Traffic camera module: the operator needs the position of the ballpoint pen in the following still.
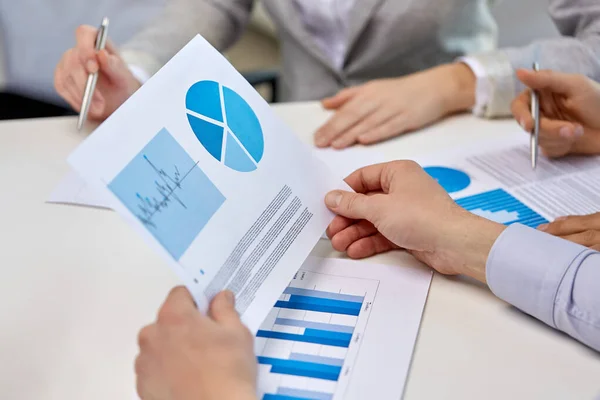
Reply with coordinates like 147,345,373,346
77,17,110,131
530,62,540,169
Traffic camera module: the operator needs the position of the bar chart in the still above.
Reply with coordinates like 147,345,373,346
455,188,548,228
256,270,378,400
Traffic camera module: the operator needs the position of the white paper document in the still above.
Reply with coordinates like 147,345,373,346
68,36,345,331
418,135,600,228
256,257,432,400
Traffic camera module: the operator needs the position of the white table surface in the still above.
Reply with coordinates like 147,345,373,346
1,103,599,400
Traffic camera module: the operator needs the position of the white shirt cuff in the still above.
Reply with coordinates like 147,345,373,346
458,57,491,118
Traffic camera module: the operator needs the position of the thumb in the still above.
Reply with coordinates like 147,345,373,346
321,87,357,110
325,190,374,220
208,290,241,325
516,69,575,96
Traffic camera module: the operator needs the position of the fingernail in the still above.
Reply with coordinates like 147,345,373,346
559,126,573,138
555,216,567,222
86,60,98,73
520,118,527,131
325,192,342,208
538,223,548,231
223,290,235,306
331,140,343,148
315,136,327,147
574,126,584,137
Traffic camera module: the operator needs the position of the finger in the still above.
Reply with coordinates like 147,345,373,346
511,90,534,132
97,49,129,85
65,75,85,110
54,61,80,110
561,230,600,248
346,233,398,259
591,245,600,252
75,25,101,73
314,96,379,147
537,118,583,157
137,324,158,350
356,114,411,145
321,87,359,110
157,286,197,322
541,213,600,236
325,190,376,221
330,220,378,252
516,69,578,96
326,215,357,239
208,290,241,326
332,110,396,149
343,161,409,194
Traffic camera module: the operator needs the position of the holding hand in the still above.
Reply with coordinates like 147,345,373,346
511,69,600,158
539,213,600,251
135,288,257,400
314,64,476,149
54,25,141,121
325,161,505,282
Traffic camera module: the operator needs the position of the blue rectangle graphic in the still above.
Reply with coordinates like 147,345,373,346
275,318,354,334
277,387,333,400
283,287,364,303
274,300,361,316
258,357,341,381
256,329,351,347
263,395,311,400
109,128,225,259
455,189,548,228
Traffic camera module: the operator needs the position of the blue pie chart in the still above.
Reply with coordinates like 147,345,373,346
185,80,264,172
424,166,471,193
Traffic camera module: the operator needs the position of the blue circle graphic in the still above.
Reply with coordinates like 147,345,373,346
185,80,264,172
424,166,471,193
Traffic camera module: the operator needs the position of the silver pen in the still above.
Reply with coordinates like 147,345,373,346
530,62,540,169
77,17,110,131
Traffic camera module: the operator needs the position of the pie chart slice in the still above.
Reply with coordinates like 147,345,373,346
185,80,264,172
424,166,471,193
187,114,224,161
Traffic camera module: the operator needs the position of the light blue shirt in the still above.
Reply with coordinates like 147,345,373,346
487,224,600,351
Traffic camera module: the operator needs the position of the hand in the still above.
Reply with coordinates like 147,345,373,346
511,69,600,158
54,25,141,121
538,213,600,251
135,288,257,400
324,161,505,282
314,64,476,149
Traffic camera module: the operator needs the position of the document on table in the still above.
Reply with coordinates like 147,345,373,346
256,256,432,400
67,35,346,332
418,134,600,227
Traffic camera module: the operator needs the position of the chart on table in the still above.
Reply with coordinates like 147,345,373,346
185,80,264,172
256,270,378,400
455,188,548,228
424,166,471,193
108,128,226,259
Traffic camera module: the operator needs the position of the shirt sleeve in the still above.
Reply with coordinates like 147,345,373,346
487,224,600,352
464,0,600,119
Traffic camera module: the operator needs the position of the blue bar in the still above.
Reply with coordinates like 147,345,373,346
304,328,352,342
256,330,351,347
288,295,362,312
284,287,364,303
258,356,341,381
263,395,310,400
289,352,345,367
275,300,361,316
277,387,333,400
275,318,355,334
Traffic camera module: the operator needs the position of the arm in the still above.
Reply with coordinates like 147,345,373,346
467,0,600,118
121,0,255,77
488,224,600,351
324,161,600,351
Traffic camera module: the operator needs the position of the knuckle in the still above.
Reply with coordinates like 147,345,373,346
137,325,155,347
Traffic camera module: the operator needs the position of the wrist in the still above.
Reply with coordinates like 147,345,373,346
436,210,506,283
437,63,476,115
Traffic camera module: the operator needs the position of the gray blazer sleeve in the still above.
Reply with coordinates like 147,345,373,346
469,0,600,118
487,224,600,352
120,0,254,77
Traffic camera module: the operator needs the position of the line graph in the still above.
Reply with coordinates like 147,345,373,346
109,128,226,259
